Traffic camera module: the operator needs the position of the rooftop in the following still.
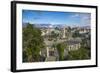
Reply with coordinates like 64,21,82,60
66,38,81,45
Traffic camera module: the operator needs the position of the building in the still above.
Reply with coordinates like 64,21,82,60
79,28,90,34
66,39,81,51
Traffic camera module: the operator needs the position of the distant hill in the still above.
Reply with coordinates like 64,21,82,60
22,23,66,28
22,23,90,29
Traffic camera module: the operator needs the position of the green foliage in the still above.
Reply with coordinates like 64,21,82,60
51,31,59,39
55,27,60,30
67,26,71,32
81,34,91,49
23,23,45,62
67,32,91,60
67,48,90,60
56,43,66,60
72,30,80,38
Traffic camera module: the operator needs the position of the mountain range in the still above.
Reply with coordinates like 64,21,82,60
22,23,90,29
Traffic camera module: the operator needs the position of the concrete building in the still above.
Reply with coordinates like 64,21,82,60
67,40,81,51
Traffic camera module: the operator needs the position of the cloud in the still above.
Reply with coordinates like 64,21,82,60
70,13,91,26
70,14,80,18
80,14,91,26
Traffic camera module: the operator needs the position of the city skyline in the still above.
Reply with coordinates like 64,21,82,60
22,10,91,27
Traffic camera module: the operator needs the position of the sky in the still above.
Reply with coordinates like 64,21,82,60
22,10,91,27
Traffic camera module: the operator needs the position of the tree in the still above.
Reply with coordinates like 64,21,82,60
72,30,80,38
67,48,90,60
80,33,91,58
51,31,59,39
23,23,45,62
67,26,71,32
56,43,66,60
81,33,91,49
55,27,60,31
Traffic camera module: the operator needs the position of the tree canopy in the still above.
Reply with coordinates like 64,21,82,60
23,23,45,62
56,43,66,60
